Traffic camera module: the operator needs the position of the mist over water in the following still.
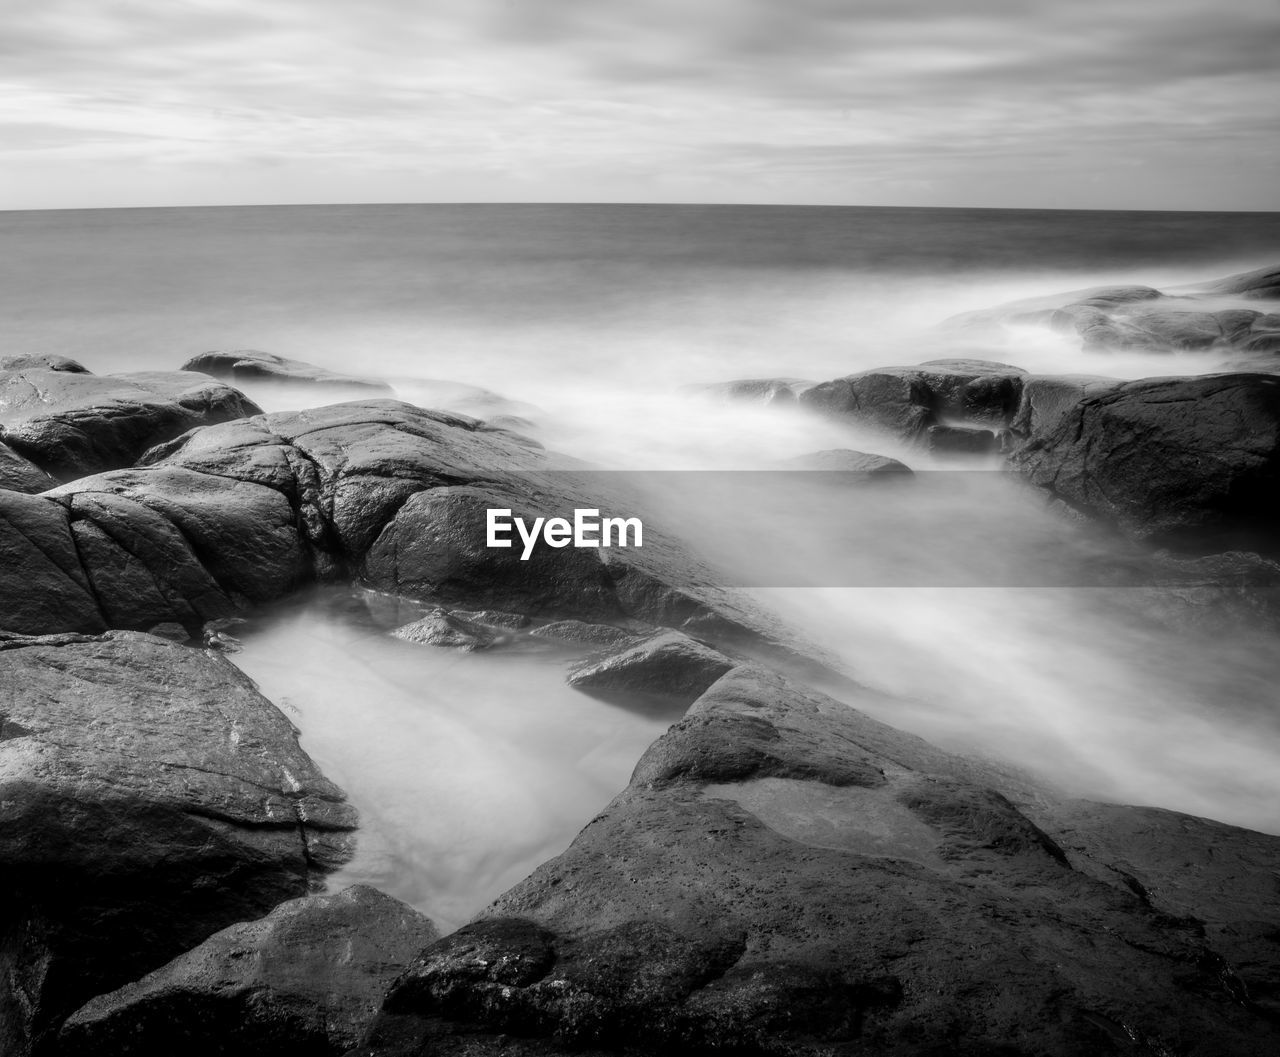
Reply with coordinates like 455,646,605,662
5,203,1279,919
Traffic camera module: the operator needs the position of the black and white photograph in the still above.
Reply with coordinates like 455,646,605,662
2,2,1279,1054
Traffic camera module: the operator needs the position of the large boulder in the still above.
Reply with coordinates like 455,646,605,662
59,886,437,1056
1008,373,1280,556
0,368,261,480
364,667,1278,1055
182,350,395,394
1,402,810,668
799,360,1026,441
1197,263,1280,300
0,631,357,1056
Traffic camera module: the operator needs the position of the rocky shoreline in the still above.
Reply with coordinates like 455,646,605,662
2,266,1279,1055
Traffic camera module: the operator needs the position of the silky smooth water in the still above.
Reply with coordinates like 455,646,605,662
5,204,1279,923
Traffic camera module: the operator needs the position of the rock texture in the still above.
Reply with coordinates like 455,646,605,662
361,666,1280,1056
1008,373,1280,556
60,886,436,1056
800,360,1026,442
1,401,804,665
0,440,54,493
0,354,89,373
183,350,395,394
566,631,736,708
0,367,261,480
0,631,357,1057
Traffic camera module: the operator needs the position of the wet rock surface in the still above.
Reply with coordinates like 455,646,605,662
779,448,912,475
566,630,736,708
0,631,357,1057
0,367,261,480
183,350,396,394
60,885,437,1057
799,359,1026,441
942,265,1280,358
1008,373,1280,557
1,401,807,666
0,440,54,493
359,667,1279,1056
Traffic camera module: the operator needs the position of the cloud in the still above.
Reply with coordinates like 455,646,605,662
0,0,1276,208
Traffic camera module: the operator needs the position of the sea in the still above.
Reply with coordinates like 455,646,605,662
4,203,1278,928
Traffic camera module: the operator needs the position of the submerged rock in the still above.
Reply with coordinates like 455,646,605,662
0,631,357,1057
0,367,261,480
1008,373,1280,557
527,619,638,649
364,666,1278,1056
183,350,395,394
60,885,436,1057
685,377,815,406
779,448,912,475
566,630,735,708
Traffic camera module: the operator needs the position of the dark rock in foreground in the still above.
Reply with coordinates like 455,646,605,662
1009,373,1280,556
362,666,1278,1056
0,367,261,480
799,359,1026,442
0,631,357,1057
60,885,437,1057
183,350,395,394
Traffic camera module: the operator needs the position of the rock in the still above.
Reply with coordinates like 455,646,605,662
566,631,735,708
527,619,638,649
182,350,394,394
0,440,55,493
450,609,531,630
1009,374,1122,438
1,401,819,671
779,449,912,475
0,354,90,373
685,378,815,406
1008,373,1280,556
947,266,1280,355
799,360,1026,441
59,886,437,1057
0,631,356,1056
925,424,998,457
392,608,506,651
1197,263,1280,300
366,666,1277,1055
0,368,261,480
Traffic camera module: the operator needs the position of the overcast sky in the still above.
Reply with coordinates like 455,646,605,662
2,0,1277,211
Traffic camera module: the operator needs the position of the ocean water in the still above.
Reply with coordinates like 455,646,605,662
6,204,1279,925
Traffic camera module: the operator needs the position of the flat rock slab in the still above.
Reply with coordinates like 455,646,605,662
0,367,261,480
183,350,395,394
61,885,437,1056
0,630,356,1056
365,666,1279,1055
779,448,913,475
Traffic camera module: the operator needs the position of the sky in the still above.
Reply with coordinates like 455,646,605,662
1,0,1278,211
